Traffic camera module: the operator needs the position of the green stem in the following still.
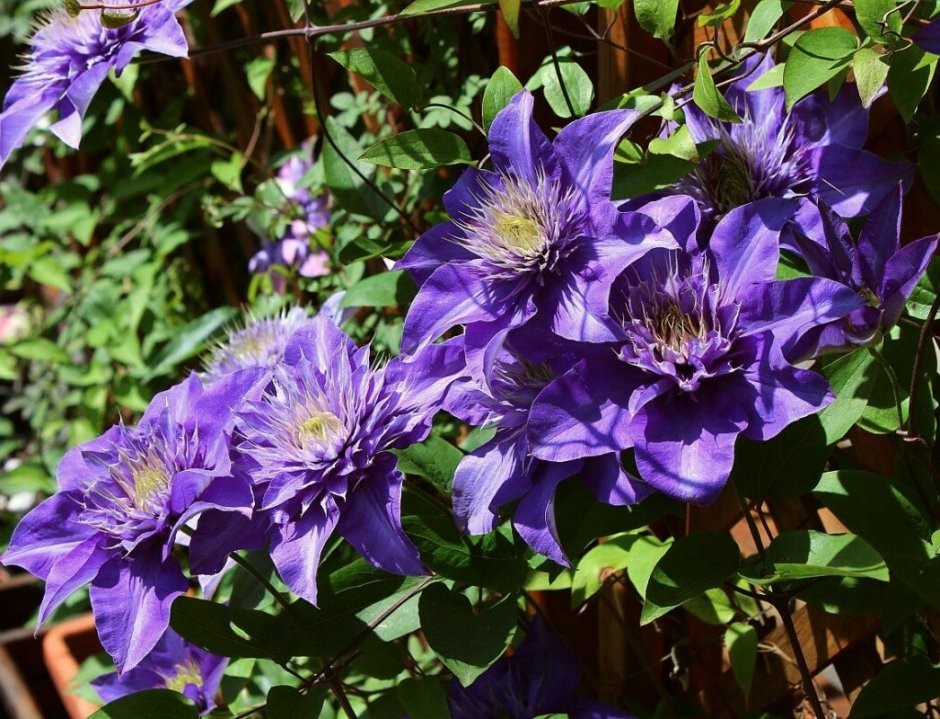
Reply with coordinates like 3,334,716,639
228,552,293,613
869,346,905,429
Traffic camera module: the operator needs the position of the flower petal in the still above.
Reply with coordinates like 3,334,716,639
514,460,581,567
580,453,650,507
710,198,798,296
631,389,748,504
553,109,638,204
400,263,519,356
453,435,531,535
811,144,912,218
528,359,637,462
269,501,340,605
488,90,556,183
1,491,91,580
339,465,425,577
90,551,189,672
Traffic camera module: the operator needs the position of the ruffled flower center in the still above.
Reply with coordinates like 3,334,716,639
455,171,583,280
676,113,810,218
298,411,345,447
616,260,742,392
164,659,204,693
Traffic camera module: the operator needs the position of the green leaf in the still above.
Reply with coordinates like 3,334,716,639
641,532,739,624
543,61,594,118
499,0,520,37
323,117,391,221
919,129,940,208
418,584,517,686
626,534,673,598
648,125,700,162
211,151,244,192
145,306,237,380
742,530,889,584
245,56,275,100
853,0,902,40
340,270,417,309
784,27,858,109
634,0,679,39
267,686,325,718
27,256,72,293
394,433,464,493
853,47,889,108
850,656,940,716
725,623,758,694
743,0,792,43
818,348,877,444
403,495,528,593
693,52,742,123
887,46,938,123
814,470,940,609
360,129,472,170
572,533,639,606
697,0,741,27
482,67,523,130
10,337,70,364
400,0,495,15
746,62,785,91
329,48,422,108
684,587,736,625
731,415,828,498
170,597,296,662
89,690,197,719
397,678,450,719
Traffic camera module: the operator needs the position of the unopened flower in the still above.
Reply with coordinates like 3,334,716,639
92,630,226,714
449,618,633,719
0,0,192,169
528,199,863,503
789,187,939,357
231,316,464,604
398,90,673,359
628,54,909,236
448,330,647,566
249,147,332,279
0,371,259,670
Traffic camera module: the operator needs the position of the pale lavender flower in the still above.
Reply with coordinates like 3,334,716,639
0,0,192,169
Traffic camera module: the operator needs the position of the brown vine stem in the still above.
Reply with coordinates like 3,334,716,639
732,485,827,719
134,0,586,65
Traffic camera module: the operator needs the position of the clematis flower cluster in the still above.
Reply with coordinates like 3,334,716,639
249,144,332,280
1,309,463,673
0,0,193,169
399,76,934,555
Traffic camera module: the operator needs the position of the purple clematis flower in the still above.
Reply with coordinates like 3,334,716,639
449,618,633,719
787,187,938,358
447,329,648,566
228,316,464,604
249,146,332,279
0,0,192,169
203,307,316,384
0,371,260,671
627,54,910,238
397,90,674,358
92,630,226,714
527,197,864,504
914,17,940,54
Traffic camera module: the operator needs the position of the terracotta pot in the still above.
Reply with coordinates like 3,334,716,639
42,615,101,719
